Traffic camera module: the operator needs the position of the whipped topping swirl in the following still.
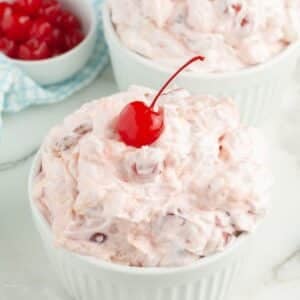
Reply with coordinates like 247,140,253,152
109,0,300,72
33,86,271,267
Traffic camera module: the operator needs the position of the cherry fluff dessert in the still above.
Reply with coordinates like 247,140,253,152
108,0,300,72
0,0,84,60
33,57,270,267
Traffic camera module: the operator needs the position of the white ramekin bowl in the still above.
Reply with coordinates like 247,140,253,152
102,4,300,125
7,0,97,85
29,153,251,300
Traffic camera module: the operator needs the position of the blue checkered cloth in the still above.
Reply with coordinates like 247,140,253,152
0,0,109,128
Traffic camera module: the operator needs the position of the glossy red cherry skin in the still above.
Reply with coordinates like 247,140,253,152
64,28,83,49
30,18,52,41
39,0,61,23
1,9,32,42
0,37,17,58
117,101,164,148
18,39,51,60
0,3,10,19
16,0,42,16
56,11,80,30
116,56,205,148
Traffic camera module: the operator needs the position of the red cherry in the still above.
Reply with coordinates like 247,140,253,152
1,9,32,42
64,29,84,50
18,39,51,60
231,4,242,13
41,0,59,7
0,2,11,19
49,27,64,49
26,37,40,48
30,18,65,50
59,11,81,30
18,43,33,60
16,0,42,16
116,56,205,148
52,47,63,56
40,1,61,23
0,37,17,58
241,17,249,27
30,18,53,42
32,40,51,59
118,101,164,148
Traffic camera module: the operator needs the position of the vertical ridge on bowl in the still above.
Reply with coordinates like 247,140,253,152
38,244,244,300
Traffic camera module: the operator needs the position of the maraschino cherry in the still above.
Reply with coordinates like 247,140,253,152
0,0,84,60
117,56,205,148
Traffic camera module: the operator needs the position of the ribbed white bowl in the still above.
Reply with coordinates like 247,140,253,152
29,153,250,300
102,4,300,125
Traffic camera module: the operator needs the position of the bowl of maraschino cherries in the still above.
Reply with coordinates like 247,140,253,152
0,0,96,84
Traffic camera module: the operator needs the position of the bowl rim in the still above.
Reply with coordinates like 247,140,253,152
102,3,300,80
7,0,97,65
29,150,250,276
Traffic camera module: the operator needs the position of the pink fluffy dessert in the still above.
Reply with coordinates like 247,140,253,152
33,86,270,267
109,0,300,72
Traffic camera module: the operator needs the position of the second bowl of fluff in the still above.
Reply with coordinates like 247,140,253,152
103,0,300,124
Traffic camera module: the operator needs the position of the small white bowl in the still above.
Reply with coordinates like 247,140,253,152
29,152,251,300
102,4,300,125
7,0,97,85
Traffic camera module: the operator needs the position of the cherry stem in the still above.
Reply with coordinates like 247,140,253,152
150,56,205,109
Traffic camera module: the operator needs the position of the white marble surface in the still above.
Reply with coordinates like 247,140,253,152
0,66,300,300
